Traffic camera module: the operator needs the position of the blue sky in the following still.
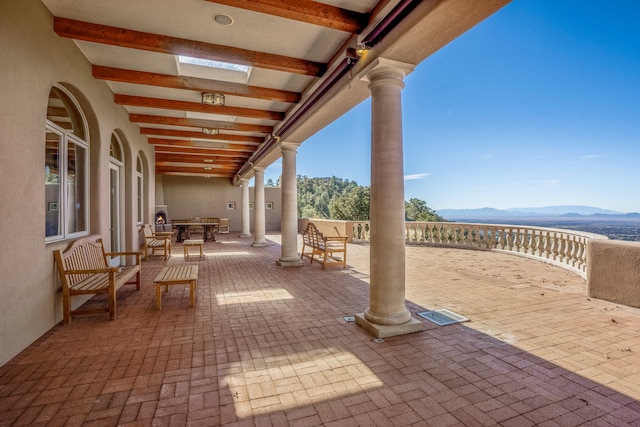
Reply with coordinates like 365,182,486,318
264,1,640,213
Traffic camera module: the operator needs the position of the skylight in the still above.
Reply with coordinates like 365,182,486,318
178,56,250,73
176,55,252,83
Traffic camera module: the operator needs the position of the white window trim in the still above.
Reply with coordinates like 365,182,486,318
45,122,89,243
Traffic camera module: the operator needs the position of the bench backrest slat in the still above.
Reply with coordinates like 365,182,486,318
54,235,109,287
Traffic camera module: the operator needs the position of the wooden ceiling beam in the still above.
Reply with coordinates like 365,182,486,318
156,154,246,164
152,144,254,157
157,171,235,178
147,138,256,152
140,128,264,144
156,165,236,175
129,114,273,134
93,65,301,103
156,146,251,161
205,0,369,33
115,94,284,121
54,17,324,76
157,163,238,171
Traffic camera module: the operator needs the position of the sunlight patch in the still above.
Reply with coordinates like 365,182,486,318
221,348,383,417
215,288,293,305
207,251,252,256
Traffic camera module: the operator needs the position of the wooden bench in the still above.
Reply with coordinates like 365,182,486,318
53,235,142,324
301,222,348,269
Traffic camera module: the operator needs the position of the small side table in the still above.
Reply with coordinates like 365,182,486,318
183,239,204,258
153,265,199,310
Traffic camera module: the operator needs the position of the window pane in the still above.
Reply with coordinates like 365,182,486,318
45,130,61,238
48,87,85,140
66,141,87,234
110,134,123,161
137,174,143,223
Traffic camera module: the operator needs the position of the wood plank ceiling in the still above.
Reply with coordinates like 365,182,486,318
41,0,511,181
41,0,382,180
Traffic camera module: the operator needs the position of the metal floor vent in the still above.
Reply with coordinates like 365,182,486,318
418,309,469,326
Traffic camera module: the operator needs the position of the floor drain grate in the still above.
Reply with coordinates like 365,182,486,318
417,309,469,326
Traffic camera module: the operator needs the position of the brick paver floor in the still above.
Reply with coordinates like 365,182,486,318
1,233,640,426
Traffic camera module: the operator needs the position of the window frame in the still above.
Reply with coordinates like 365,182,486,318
45,86,90,243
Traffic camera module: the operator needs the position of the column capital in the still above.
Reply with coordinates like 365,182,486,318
253,166,265,173
279,141,299,153
358,57,415,85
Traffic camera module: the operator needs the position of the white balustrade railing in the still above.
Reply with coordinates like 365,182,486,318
347,221,608,278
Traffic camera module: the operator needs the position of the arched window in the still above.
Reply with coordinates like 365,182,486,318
136,155,144,224
45,85,89,241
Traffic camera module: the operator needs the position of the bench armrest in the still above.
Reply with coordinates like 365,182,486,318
104,251,142,264
105,251,143,256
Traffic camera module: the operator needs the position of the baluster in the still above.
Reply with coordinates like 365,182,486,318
542,231,551,259
568,235,577,266
575,237,586,271
517,228,526,253
527,228,535,255
495,228,504,250
506,228,513,251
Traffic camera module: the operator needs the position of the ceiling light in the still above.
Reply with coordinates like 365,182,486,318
204,159,214,163
213,14,233,26
202,127,219,135
202,93,225,106
204,167,213,171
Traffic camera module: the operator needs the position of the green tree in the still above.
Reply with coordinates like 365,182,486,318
330,186,370,220
405,198,446,222
297,175,358,218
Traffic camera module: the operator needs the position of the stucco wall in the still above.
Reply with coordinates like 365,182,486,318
0,2,155,366
587,240,640,308
161,175,282,232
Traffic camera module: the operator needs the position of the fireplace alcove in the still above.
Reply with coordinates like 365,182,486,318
154,205,170,232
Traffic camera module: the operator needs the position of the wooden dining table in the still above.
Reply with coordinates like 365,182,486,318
173,222,219,242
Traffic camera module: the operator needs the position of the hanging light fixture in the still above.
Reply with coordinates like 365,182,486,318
202,127,219,135
202,92,225,106
356,42,370,57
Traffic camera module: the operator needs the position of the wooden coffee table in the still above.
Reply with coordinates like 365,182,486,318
183,239,204,258
153,265,198,310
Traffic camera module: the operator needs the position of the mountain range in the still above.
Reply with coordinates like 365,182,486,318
437,205,640,221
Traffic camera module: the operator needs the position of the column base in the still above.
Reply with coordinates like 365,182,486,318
276,258,304,268
355,313,424,339
252,241,268,247
240,233,252,237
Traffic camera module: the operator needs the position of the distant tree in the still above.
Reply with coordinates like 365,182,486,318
297,175,358,218
330,186,370,221
266,178,276,187
405,198,446,222
297,175,443,222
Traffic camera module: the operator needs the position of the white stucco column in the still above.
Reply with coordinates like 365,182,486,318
277,142,304,267
240,178,251,237
355,58,423,338
252,167,268,247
